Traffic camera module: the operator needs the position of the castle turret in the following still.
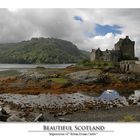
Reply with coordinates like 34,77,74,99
114,36,135,60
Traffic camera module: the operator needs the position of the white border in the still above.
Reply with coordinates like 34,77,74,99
0,122,139,140
0,0,139,8
0,0,140,140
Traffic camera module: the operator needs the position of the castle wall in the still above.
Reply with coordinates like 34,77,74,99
90,50,121,62
90,36,135,63
114,36,135,59
90,51,96,62
120,60,140,74
119,43,134,59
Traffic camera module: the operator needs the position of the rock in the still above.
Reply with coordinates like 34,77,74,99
7,114,25,122
66,70,100,84
95,74,110,84
0,107,9,121
34,113,45,122
54,111,67,117
58,118,71,122
0,112,9,122
0,107,8,115
128,90,140,105
41,112,56,121
20,72,46,82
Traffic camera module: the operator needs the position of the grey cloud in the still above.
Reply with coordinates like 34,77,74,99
0,8,140,57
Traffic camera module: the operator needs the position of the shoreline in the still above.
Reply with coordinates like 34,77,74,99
0,66,140,122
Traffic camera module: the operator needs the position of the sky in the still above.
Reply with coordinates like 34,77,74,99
0,8,140,57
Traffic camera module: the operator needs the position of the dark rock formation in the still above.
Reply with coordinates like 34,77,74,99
0,107,9,122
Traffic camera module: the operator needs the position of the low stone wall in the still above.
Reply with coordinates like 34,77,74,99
120,60,140,74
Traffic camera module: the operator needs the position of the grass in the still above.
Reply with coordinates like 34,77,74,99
49,77,69,84
0,70,21,77
119,115,136,122
77,60,117,69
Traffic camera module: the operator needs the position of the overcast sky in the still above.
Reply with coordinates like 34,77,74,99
0,8,140,57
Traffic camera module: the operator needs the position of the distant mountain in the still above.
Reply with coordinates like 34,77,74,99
0,37,89,64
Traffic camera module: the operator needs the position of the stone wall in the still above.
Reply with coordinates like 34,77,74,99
90,51,96,62
120,60,140,74
90,49,121,62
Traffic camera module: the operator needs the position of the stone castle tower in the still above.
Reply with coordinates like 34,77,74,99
90,36,135,62
114,36,135,59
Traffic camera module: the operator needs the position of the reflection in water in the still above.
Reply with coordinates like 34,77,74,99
98,90,120,101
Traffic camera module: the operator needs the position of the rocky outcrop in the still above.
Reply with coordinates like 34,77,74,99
66,70,101,84
20,72,46,82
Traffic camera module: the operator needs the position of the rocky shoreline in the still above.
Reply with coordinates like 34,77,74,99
0,89,140,122
0,66,140,122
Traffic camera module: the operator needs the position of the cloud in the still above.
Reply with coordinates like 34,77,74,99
0,8,140,57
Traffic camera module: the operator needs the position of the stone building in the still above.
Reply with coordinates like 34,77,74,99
115,36,135,59
120,60,140,74
90,36,135,62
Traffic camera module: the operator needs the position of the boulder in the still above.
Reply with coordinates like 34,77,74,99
0,107,9,115
7,114,25,122
95,74,110,84
0,112,9,122
128,90,140,105
66,70,101,84
0,107,9,122
20,72,46,82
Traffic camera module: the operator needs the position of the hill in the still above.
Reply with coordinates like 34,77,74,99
0,37,89,64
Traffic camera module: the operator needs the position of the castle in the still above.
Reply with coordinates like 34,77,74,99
90,36,135,62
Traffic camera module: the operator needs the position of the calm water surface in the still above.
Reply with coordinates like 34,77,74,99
0,64,73,71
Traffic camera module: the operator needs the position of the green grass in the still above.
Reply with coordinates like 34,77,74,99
0,70,21,77
49,77,69,84
119,115,136,122
77,60,117,69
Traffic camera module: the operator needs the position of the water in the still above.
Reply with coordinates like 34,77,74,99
0,64,73,71
98,90,120,101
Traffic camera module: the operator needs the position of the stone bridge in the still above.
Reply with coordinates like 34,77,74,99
120,60,140,74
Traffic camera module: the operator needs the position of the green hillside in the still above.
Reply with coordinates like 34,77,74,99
0,37,89,64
